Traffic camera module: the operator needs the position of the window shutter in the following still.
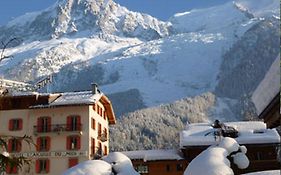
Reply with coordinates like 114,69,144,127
67,116,72,131
8,120,13,131
6,164,11,174
37,118,42,132
19,119,23,130
35,160,40,173
77,136,81,150
46,137,51,151
91,138,95,155
36,138,41,151
12,166,17,174
68,158,78,168
46,159,50,173
47,117,51,132
7,139,12,152
17,140,22,152
66,136,71,150
77,116,81,130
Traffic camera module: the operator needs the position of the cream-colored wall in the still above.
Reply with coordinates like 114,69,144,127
88,102,110,158
0,103,112,175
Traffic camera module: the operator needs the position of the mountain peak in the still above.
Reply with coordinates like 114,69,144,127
0,0,170,43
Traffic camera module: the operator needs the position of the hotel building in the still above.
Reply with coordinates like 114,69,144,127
0,85,116,175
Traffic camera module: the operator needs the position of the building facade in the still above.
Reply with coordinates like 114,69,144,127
123,149,188,175
0,87,116,175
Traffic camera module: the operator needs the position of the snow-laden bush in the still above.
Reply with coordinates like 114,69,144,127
184,137,249,175
62,152,139,175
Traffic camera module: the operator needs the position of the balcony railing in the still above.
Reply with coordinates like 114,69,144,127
33,124,82,135
97,133,108,142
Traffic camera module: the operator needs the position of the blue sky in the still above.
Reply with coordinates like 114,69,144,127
0,0,232,25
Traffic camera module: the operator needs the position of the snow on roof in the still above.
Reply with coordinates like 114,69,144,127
31,91,103,108
180,121,280,147
242,170,281,175
122,149,183,161
49,91,102,106
251,56,280,115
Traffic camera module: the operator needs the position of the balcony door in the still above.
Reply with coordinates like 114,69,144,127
37,117,51,132
67,116,81,131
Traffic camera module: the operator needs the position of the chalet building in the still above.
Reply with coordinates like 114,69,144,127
0,84,116,175
252,56,280,128
180,121,281,174
123,149,188,175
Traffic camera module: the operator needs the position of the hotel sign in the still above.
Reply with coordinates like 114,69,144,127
11,151,88,158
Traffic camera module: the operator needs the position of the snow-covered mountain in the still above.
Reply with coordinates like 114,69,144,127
0,0,279,121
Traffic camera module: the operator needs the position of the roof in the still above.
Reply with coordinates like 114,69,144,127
33,91,103,107
0,90,116,125
122,149,184,161
180,121,280,148
251,56,280,115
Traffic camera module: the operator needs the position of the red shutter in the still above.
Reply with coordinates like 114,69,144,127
46,159,50,173
37,118,42,132
68,158,78,168
7,139,12,152
35,160,40,173
6,164,11,174
67,116,72,131
77,136,81,150
46,137,51,151
17,140,22,152
19,119,23,130
66,136,71,150
12,166,17,174
47,117,51,132
36,138,41,151
8,120,13,131
76,116,81,130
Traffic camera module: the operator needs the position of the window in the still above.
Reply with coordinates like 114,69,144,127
37,117,51,132
104,145,108,155
104,128,108,138
37,137,51,151
98,123,102,137
91,118,96,130
93,104,97,111
8,139,21,153
166,165,170,172
68,158,78,168
9,119,23,131
66,136,81,150
67,116,81,131
103,111,107,120
136,165,148,174
176,164,183,171
6,164,17,174
97,142,102,156
91,138,95,156
36,159,50,174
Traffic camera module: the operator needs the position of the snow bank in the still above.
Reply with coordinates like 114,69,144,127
102,152,139,175
62,152,139,175
184,137,249,175
62,160,112,175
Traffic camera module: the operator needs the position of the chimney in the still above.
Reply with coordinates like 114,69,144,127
91,83,98,94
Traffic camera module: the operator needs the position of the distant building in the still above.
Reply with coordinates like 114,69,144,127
123,149,188,175
252,56,280,128
180,121,281,174
0,84,116,175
